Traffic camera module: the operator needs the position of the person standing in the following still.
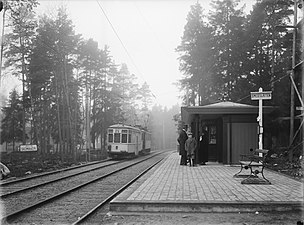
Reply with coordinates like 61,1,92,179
198,127,209,165
185,132,197,167
177,125,188,165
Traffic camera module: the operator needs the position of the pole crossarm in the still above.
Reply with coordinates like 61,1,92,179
290,74,304,108
289,118,304,148
294,60,303,70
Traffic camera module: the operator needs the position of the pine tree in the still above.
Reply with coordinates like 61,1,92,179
27,8,81,161
4,0,39,144
208,0,247,101
112,63,140,125
137,82,153,128
1,90,24,151
176,2,215,105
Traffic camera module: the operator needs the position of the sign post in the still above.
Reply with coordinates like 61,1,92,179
251,88,272,152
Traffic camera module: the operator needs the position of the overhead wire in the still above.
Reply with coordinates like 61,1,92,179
235,72,290,103
187,1,274,77
234,0,293,103
95,0,156,99
133,2,180,101
213,0,285,103
133,2,172,63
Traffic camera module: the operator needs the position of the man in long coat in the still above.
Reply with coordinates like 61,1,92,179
198,127,209,165
177,125,188,165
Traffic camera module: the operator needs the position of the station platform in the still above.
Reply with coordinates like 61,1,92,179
110,152,303,214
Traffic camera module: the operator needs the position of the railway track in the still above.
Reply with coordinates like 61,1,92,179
0,159,121,197
0,159,109,186
0,150,172,224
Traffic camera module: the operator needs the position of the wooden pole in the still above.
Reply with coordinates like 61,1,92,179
0,3,5,87
289,0,298,161
301,0,304,158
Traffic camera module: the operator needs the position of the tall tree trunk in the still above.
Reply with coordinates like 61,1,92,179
85,71,91,161
55,73,63,161
63,57,75,161
92,81,96,149
20,37,26,144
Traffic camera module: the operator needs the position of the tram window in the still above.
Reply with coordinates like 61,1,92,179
108,134,113,142
114,133,120,143
122,130,128,143
108,129,113,143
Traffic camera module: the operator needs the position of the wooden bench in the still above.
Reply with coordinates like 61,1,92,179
233,148,271,184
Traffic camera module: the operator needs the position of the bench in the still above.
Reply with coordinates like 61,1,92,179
233,148,271,184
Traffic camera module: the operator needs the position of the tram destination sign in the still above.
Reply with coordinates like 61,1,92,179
251,91,272,100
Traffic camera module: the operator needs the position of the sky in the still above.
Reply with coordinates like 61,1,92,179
37,0,201,108
1,0,256,108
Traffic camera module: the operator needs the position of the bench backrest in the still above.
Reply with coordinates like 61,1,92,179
252,148,269,161
255,149,269,154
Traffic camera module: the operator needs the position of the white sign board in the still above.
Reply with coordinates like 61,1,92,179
251,91,272,100
19,145,38,152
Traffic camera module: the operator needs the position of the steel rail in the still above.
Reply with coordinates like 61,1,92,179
0,159,109,186
71,154,169,225
0,160,122,198
1,152,160,197
0,151,163,223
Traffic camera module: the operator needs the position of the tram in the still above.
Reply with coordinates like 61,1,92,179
107,124,151,158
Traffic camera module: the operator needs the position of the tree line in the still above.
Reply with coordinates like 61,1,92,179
2,0,301,160
176,0,302,148
0,1,156,161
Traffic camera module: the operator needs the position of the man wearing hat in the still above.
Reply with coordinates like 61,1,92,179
177,125,188,165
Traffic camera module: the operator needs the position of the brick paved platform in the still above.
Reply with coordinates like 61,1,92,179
110,152,303,213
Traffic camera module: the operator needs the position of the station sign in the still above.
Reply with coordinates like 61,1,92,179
251,88,272,151
19,144,38,152
251,91,272,100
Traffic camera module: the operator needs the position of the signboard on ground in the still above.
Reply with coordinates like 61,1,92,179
19,145,38,152
250,91,272,100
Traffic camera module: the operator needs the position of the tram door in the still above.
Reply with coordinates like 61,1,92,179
135,135,139,155
142,132,146,150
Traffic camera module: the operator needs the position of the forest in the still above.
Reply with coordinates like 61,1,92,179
0,0,303,162
0,0,180,161
176,0,302,150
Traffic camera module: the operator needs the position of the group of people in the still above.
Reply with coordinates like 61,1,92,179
177,125,208,167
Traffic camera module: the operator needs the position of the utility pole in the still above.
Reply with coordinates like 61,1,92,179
162,116,165,149
289,0,298,161
0,0,5,87
301,0,304,156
